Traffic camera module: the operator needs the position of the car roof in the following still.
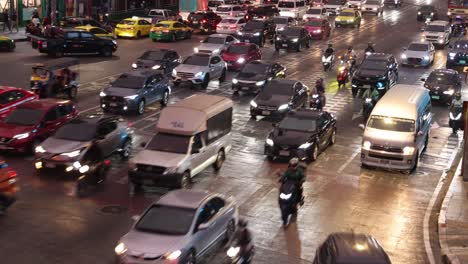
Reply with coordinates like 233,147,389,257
231,42,255,47
75,25,98,30
221,16,243,20
156,190,212,209
218,4,240,7
123,17,142,22
120,70,156,78
141,49,173,54
73,113,118,124
20,99,71,111
208,33,230,38
287,109,325,119
268,79,297,88
340,8,356,13
430,68,458,76
409,41,430,46
246,60,273,66
428,20,449,25
0,86,21,92
156,20,177,25
328,233,390,264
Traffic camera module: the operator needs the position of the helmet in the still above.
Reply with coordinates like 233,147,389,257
238,219,248,228
348,46,353,51
315,78,323,85
368,42,373,47
455,92,462,98
289,157,299,167
328,43,333,47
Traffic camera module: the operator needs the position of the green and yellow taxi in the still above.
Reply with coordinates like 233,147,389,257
335,9,362,28
115,17,152,38
149,21,193,42
75,25,114,38
0,36,15,51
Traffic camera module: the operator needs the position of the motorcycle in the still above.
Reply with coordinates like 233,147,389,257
76,160,111,197
0,163,17,214
449,105,463,134
322,52,334,72
362,97,374,122
310,93,326,110
226,232,255,264
338,55,356,76
278,179,301,226
337,65,349,88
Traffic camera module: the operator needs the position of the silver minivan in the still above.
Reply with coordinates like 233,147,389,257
128,94,233,191
361,84,432,173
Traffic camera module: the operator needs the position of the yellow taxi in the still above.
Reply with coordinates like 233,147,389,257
149,21,193,42
75,25,114,38
115,17,152,38
335,9,362,28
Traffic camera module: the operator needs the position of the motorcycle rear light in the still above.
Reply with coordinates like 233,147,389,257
163,30,170,33
104,160,111,166
8,170,17,178
127,122,133,127
202,19,207,23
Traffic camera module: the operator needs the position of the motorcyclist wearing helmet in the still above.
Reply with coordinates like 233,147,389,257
345,46,357,59
362,87,380,104
324,43,335,57
281,157,305,205
365,43,375,54
451,92,463,108
235,219,253,248
314,78,325,94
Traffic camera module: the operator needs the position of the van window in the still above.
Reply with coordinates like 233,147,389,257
367,116,415,132
420,103,432,129
206,108,233,144
278,1,296,8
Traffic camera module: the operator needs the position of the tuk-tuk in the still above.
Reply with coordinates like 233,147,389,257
30,58,79,99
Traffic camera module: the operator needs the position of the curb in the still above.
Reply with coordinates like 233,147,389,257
438,160,463,264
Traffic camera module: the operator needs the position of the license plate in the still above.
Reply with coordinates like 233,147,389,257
459,60,466,64
45,163,56,168
109,103,117,107
431,95,440,100
279,150,290,156
262,110,270,115
242,87,250,90
379,159,389,164
282,44,288,47
245,39,250,43
363,84,371,88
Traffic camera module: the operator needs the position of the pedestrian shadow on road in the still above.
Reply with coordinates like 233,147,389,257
284,215,302,259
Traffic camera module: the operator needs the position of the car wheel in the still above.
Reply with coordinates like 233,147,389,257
306,40,310,49
275,46,280,52
213,149,225,171
184,250,196,264
120,139,132,160
423,135,429,151
0,42,9,51
329,128,336,145
179,171,191,189
409,153,419,174
201,75,209,89
224,220,236,242
310,143,319,161
68,86,78,99
296,43,301,52
136,100,145,115
250,113,256,119
259,37,264,47
219,69,226,82
136,31,141,39
101,46,112,57
152,38,157,42
161,90,169,106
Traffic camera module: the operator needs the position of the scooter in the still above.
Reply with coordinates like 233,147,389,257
449,105,463,134
226,232,255,264
337,65,349,88
322,52,334,72
278,179,301,226
76,160,111,197
310,93,326,110
362,97,374,122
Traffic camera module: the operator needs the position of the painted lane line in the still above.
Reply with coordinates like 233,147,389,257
337,147,362,174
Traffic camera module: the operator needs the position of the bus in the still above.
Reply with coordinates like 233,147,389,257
448,0,468,20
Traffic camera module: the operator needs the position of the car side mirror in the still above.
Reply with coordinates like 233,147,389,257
198,222,211,231
140,142,146,148
131,215,139,221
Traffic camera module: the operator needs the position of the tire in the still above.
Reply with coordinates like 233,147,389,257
275,46,280,52
409,153,419,173
310,143,319,161
200,75,209,89
219,69,226,82
120,139,132,160
281,210,289,226
306,40,310,49
161,90,169,106
329,129,336,145
184,250,196,264
453,127,457,134
101,46,112,57
136,31,141,39
136,100,145,115
213,149,225,171
259,37,264,48
250,114,257,119
179,171,191,189
296,43,301,52
267,155,274,161
224,220,236,242
68,86,77,99
76,180,86,198
0,42,9,51
423,135,429,151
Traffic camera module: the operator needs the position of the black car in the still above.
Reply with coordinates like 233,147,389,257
59,17,113,32
275,26,310,52
100,70,171,115
187,11,222,33
232,60,286,94
131,49,181,75
313,233,391,264
351,53,398,97
422,69,461,103
447,40,468,69
31,29,117,57
237,19,276,47
384,0,401,6
417,5,438,21
265,110,336,162
246,4,279,20
250,79,308,118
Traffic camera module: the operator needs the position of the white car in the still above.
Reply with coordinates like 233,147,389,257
348,0,366,9
115,190,239,264
217,17,247,34
324,0,347,16
422,20,451,46
194,33,239,54
360,0,384,15
216,5,245,17
302,7,327,21
173,53,227,88
401,41,435,67
272,16,295,33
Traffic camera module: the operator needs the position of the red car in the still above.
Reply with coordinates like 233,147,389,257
0,86,38,119
221,42,262,71
304,18,331,40
0,99,77,153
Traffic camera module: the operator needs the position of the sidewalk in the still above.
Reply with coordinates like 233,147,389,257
439,161,468,264
0,27,27,41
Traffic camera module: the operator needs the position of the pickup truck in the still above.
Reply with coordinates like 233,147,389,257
28,28,117,58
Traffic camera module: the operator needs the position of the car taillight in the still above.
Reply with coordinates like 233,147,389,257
128,27,134,30
41,41,47,48
163,30,170,33
104,159,111,166
8,170,17,178
202,19,207,23
217,24,222,28
229,25,237,29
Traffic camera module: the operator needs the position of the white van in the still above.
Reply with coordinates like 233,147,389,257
216,5,246,17
422,20,451,46
278,0,308,19
128,94,233,190
361,85,432,173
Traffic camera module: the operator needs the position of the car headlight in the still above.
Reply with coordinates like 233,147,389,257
276,37,281,41
423,55,429,61
152,65,161,70
278,104,289,111
277,27,284,31
403,146,415,155
195,71,204,78
79,165,90,174
99,91,106,97
336,18,341,21
256,80,265,86
450,112,462,120
347,19,354,22
299,142,312,149
194,47,199,53
131,63,138,69
13,133,30,140
443,89,454,95
291,38,299,42
266,138,274,146
449,52,456,59
237,57,246,64
417,11,421,15
213,48,220,54
163,167,178,175
227,246,240,258
237,31,243,36
232,78,238,84
279,193,292,200
164,250,182,260
401,54,407,59
362,141,371,150
125,95,138,100
115,242,127,255
430,12,434,15
254,32,260,36
35,145,46,153
172,69,177,76
60,149,81,158
438,39,444,44
373,7,377,10
250,100,258,108
365,98,372,103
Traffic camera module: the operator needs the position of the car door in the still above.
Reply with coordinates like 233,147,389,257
318,114,331,150
139,20,152,35
56,103,76,125
96,120,120,157
208,197,231,241
209,56,223,79
39,106,62,138
151,74,166,101
143,76,158,103
189,132,211,175
192,201,217,255
79,32,99,53
64,32,82,54
89,27,110,37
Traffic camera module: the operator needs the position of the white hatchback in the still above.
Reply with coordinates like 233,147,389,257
401,41,435,67
217,17,247,34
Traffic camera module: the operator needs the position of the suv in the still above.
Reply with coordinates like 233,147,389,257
237,19,276,47
447,40,468,69
148,9,181,23
131,49,181,75
173,53,227,88
100,70,172,115
422,20,451,47
246,4,279,20
187,11,222,33
352,53,398,97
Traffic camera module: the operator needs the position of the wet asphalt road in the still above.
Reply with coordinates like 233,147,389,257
0,0,463,263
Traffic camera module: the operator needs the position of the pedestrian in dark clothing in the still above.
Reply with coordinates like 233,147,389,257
10,12,18,32
2,11,10,32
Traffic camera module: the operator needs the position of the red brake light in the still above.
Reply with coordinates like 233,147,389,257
202,19,207,23
163,30,170,33
8,170,17,178
229,25,237,29
128,27,134,30
104,160,111,166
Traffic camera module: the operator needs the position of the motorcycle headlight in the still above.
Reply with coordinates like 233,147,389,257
417,11,421,15
194,47,199,53
254,32,260,36
401,53,407,59
99,91,106,97
152,65,161,70
227,246,240,258
277,27,284,31
125,95,138,100
430,12,434,15
276,37,281,41
362,141,371,150
250,100,258,108
172,69,177,76
312,94,319,99
237,31,243,36
278,104,289,111
115,242,127,255
266,138,274,146
13,133,30,140
131,63,138,69
291,38,299,42
163,167,178,175
443,89,454,95
35,145,46,153
403,146,415,155
79,165,90,173
232,78,238,84
256,80,265,86
195,71,204,78
237,57,246,64
299,142,312,149
164,250,182,260
279,193,292,200
365,98,372,103
449,52,456,60
60,149,81,158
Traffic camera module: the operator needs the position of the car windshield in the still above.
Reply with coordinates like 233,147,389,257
135,205,196,235
146,133,191,154
283,27,301,36
278,1,295,8
242,63,269,74
340,12,354,16
306,9,322,14
408,43,428,51
244,21,264,29
279,116,317,132
427,72,454,85
425,25,445,32
273,17,288,24
119,20,135,25
361,60,387,71
265,85,292,96
306,20,322,26
227,45,250,54
217,6,232,12
54,123,97,141
420,5,434,11
183,55,210,66
221,18,238,24
154,23,170,28
328,0,344,4
367,116,415,132
203,36,225,44
366,0,380,4
140,51,166,60
149,10,164,16
4,108,43,126
113,75,145,89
